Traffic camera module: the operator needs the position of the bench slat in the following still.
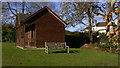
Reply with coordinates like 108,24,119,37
45,42,69,53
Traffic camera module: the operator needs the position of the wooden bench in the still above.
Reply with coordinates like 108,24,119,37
45,42,69,54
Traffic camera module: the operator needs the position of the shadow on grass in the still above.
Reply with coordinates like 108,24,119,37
49,50,79,54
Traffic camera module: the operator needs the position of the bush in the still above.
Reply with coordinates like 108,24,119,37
93,33,113,49
2,30,15,42
65,31,90,48
2,22,15,42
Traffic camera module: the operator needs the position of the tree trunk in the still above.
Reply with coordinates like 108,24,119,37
87,7,92,44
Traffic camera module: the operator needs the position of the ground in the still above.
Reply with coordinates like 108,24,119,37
81,44,120,54
2,42,118,66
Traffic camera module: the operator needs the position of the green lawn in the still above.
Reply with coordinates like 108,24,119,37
2,42,118,66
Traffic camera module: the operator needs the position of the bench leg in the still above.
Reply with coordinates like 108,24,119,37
66,46,69,53
46,49,48,54
45,42,49,54
67,47,69,53
45,48,49,54
45,49,48,54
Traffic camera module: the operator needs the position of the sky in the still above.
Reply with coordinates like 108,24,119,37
2,2,119,32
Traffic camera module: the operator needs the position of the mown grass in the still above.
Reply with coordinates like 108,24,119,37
2,42,118,66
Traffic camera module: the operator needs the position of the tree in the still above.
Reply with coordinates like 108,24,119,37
95,2,119,30
2,22,15,42
95,1,120,50
59,2,99,43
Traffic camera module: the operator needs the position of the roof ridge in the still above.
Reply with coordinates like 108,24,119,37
21,6,67,25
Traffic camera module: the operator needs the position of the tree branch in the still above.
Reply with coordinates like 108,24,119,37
113,16,118,21
22,1,25,14
98,7,104,13
95,13,105,16
7,2,16,16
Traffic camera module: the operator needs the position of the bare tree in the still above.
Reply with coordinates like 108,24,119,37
59,2,99,43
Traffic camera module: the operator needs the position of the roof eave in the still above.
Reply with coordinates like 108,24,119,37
21,6,67,26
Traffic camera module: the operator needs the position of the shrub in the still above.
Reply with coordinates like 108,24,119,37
65,31,90,48
93,33,114,50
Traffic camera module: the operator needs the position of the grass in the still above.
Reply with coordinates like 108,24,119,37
2,42,118,66
0,42,2,67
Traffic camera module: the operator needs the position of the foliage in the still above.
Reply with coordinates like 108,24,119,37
101,33,111,47
98,33,109,43
65,31,90,48
2,23,15,42
96,2,120,50
2,42,118,66
93,33,117,50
